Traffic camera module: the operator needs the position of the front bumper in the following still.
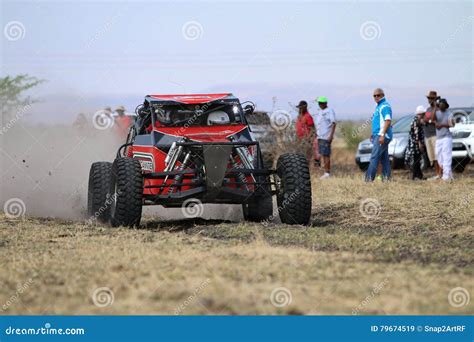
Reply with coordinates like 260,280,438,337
452,141,472,160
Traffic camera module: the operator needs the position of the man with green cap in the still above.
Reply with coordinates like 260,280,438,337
313,96,337,179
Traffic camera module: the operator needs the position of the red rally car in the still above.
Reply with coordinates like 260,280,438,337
87,93,312,227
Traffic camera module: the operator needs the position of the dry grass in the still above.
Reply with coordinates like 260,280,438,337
1,157,472,315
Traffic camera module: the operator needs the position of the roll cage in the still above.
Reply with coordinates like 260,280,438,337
133,94,250,134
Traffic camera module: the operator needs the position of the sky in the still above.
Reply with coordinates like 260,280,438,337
1,0,473,121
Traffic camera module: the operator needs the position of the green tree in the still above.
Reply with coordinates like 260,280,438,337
0,74,45,125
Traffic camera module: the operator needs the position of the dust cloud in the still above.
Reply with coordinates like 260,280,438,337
0,121,243,222
0,123,122,220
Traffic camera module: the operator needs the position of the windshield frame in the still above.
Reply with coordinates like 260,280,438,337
151,101,244,127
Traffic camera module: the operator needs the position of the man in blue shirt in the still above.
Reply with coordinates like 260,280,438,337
365,88,393,181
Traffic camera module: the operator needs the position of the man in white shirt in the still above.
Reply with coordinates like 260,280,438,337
313,96,337,179
433,98,455,181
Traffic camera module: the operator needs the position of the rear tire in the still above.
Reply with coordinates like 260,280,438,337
87,162,112,223
109,158,143,227
242,188,273,222
276,153,312,225
358,162,369,171
242,152,273,222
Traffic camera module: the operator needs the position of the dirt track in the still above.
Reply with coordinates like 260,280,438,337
1,169,472,315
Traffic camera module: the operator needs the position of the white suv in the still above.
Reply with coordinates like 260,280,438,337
450,108,473,173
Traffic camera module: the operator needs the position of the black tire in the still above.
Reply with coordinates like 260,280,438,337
453,158,469,173
358,162,369,171
242,155,273,222
87,162,112,223
276,153,312,225
242,186,273,222
109,158,143,227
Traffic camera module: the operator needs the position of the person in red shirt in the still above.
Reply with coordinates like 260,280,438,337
295,100,319,165
296,101,313,138
113,105,133,138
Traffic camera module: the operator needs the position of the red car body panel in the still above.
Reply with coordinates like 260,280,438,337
130,125,254,196
148,93,231,104
127,93,258,197
153,125,248,142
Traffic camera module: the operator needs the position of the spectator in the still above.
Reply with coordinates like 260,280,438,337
405,105,426,180
422,91,439,179
72,113,88,130
295,100,317,165
313,96,336,179
365,88,393,182
433,98,454,181
114,105,132,137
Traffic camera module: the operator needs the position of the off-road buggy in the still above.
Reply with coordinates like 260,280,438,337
87,93,312,227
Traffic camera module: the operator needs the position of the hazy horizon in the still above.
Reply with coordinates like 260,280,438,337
2,0,473,122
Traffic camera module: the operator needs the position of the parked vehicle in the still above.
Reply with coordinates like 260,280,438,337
450,109,473,173
356,107,473,172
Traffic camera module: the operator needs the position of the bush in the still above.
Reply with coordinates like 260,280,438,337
339,121,370,151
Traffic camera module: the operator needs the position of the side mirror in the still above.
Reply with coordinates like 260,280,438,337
243,104,255,115
452,111,468,124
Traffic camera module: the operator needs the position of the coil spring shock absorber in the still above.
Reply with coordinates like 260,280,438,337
230,154,249,191
168,151,191,194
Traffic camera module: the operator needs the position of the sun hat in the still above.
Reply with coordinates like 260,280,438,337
415,105,426,114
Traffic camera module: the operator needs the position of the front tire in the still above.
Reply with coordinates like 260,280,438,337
453,158,469,173
109,158,143,227
87,162,112,223
276,153,312,225
357,162,369,171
